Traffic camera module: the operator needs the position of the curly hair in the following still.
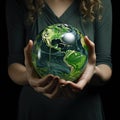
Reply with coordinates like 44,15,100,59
24,0,102,24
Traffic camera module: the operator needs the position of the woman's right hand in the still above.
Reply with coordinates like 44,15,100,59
24,40,63,99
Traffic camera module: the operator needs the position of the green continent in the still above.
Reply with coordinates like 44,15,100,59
63,50,87,81
42,24,69,51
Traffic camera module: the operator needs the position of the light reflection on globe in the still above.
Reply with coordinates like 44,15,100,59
31,23,88,82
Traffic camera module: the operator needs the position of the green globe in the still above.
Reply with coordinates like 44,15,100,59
31,23,88,82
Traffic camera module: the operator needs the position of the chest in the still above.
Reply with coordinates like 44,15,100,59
45,0,74,18
26,1,95,42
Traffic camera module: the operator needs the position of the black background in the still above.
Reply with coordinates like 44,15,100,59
0,0,119,120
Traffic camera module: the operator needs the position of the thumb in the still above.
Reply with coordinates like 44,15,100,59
84,36,95,58
24,40,33,68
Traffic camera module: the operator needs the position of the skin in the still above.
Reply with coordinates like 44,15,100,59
44,0,74,18
8,0,112,99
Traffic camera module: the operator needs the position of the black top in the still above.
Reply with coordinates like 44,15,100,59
6,0,112,120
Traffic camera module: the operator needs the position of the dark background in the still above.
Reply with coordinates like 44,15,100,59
0,0,119,120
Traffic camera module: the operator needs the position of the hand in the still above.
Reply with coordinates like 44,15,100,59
24,40,63,99
60,36,96,93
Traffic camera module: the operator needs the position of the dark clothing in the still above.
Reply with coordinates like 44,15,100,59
6,0,112,120
18,85,105,120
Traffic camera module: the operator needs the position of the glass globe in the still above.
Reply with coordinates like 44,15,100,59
31,23,88,82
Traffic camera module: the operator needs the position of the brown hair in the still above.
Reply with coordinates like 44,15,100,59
24,0,102,24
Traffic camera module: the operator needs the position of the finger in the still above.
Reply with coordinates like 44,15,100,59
84,36,95,54
43,76,59,93
64,80,86,91
38,74,55,87
33,75,59,93
64,78,87,91
24,40,33,61
34,86,44,93
28,77,41,87
24,40,33,70
64,81,82,90
59,79,68,86
84,36,96,61
31,74,54,87
44,84,61,99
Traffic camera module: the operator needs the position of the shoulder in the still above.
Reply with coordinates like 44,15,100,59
95,0,112,20
101,0,112,10
6,0,27,22
6,0,26,16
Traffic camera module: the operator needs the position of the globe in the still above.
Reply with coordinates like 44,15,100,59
31,23,88,82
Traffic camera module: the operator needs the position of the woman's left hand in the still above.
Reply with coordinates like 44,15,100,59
60,36,96,95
